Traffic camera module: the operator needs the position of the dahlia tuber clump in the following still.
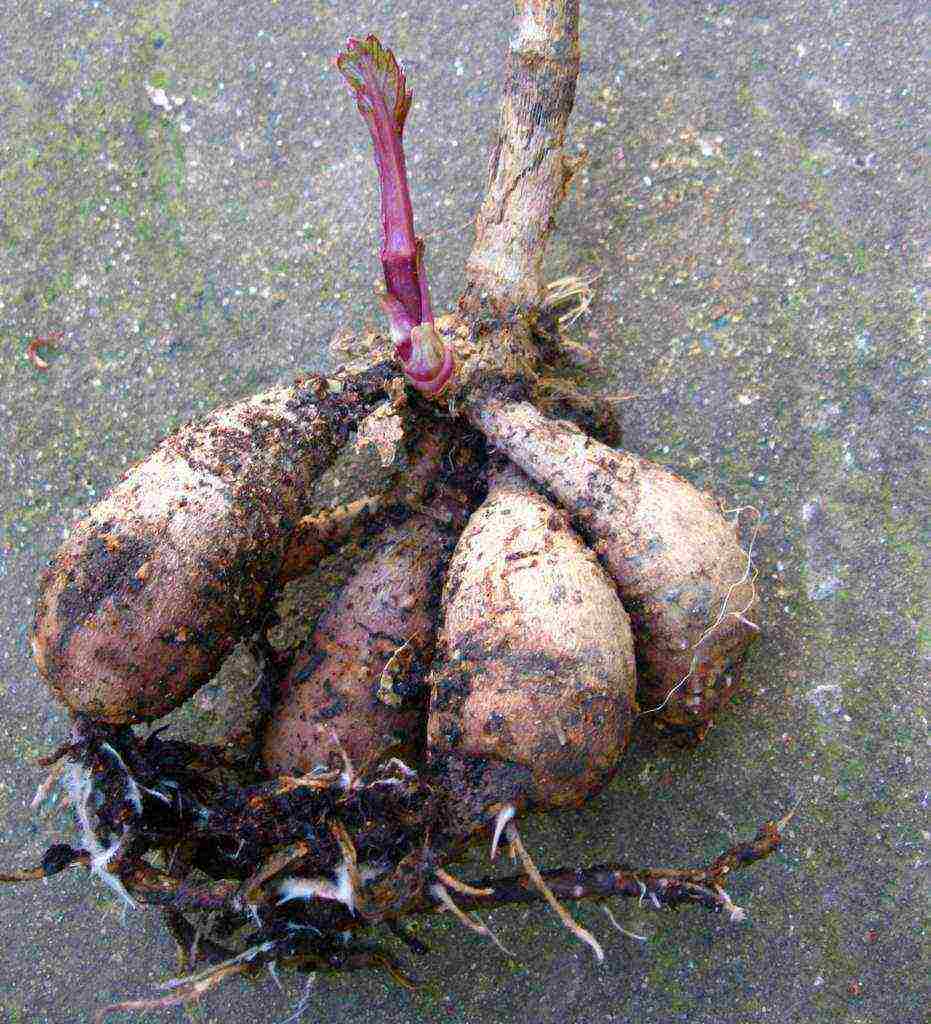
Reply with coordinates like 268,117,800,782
2,5,790,1020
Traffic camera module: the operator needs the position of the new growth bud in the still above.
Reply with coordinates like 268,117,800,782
336,35,454,396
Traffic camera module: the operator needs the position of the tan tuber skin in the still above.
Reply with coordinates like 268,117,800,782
263,485,472,776
428,461,637,809
467,396,758,734
31,365,394,724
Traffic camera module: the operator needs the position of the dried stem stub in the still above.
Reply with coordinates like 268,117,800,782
462,0,583,314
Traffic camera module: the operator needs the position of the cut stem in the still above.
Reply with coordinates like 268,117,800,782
462,0,583,312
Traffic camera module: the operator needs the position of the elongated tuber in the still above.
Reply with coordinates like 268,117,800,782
32,365,395,723
263,484,472,776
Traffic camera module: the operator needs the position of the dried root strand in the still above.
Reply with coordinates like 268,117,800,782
504,821,605,963
541,273,598,327
601,905,647,942
443,810,793,923
94,942,272,1023
433,867,493,899
92,927,418,1022
430,882,515,959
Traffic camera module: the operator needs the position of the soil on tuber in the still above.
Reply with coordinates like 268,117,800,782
31,364,396,724
468,396,758,736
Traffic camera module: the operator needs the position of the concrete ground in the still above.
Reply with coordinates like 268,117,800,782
0,1,926,1022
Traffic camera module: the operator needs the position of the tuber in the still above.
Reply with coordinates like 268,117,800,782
31,365,394,724
428,461,637,809
263,484,471,777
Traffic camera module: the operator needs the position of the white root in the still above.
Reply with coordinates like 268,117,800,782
100,743,144,815
277,861,356,914
64,762,136,912
490,804,516,860
267,960,285,992
638,505,762,720
602,906,647,942
274,975,316,1024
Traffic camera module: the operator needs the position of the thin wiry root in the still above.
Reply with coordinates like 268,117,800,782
274,974,316,1024
542,273,599,326
277,866,354,912
777,795,803,832
433,867,493,898
161,940,275,989
100,743,144,815
639,505,762,720
505,822,604,963
601,905,647,942
99,934,305,1020
429,883,515,959
267,960,285,992
427,808,790,923
94,957,255,1023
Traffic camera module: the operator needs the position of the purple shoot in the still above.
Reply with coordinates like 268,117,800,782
336,35,454,396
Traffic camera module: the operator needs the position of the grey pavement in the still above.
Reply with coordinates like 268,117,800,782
0,2,927,1022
